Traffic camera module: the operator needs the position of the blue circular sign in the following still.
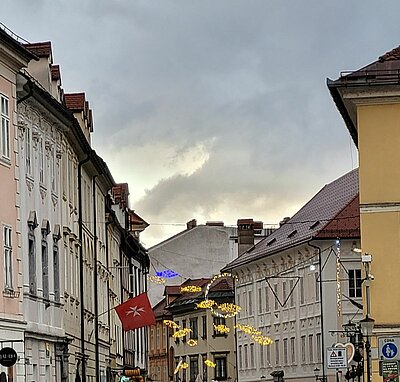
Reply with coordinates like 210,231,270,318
382,342,398,359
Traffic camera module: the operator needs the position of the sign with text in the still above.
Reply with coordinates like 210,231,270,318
379,337,400,361
382,361,399,382
327,347,348,369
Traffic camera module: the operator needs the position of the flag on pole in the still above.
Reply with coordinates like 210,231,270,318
115,292,156,331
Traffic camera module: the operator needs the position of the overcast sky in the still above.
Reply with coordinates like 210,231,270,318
3,1,399,247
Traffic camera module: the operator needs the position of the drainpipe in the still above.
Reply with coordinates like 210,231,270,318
17,76,34,104
78,154,91,382
105,219,111,381
308,241,326,382
93,174,100,381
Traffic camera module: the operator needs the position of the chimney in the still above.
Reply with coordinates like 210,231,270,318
186,219,197,230
237,218,256,256
279,217,290,227
205,221,224,227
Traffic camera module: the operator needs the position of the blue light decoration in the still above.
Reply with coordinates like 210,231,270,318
156,269,179,279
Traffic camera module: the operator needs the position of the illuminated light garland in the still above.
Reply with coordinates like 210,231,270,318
251,334,274,346
163,320,180,329
205,273,239,318
187,339,198,347
180,285,202,293
204,360,216,368
147,275,166,285
196,300,216,309
234,324,262,336
155,269,179,279
218,303,241,315
181,362,189,369
336,238,341,317
213,324,230,334
173,328,192,338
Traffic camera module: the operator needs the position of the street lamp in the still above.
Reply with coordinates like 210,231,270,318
359,316,375,382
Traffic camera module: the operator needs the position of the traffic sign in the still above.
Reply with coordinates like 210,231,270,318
379,337,400,361
327,347,348,369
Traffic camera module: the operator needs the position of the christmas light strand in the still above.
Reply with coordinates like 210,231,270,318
163,320,180,329
180,285,202,293
147,275,166,285
213,324,230,334
173,328,192,338
196,300,216,309
187,339,198,347
204,360,216,368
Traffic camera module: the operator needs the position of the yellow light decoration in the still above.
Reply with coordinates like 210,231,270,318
147,275,166,285
187,339,198,347
204,360,216,368
163,320,180,329
196,299,216,309
213,324,230,334
173,328,192,338
204,273,240,318
181,362,189,369
218,303,241,315
235,324,262,336
180,285,202,293
251,334,274,346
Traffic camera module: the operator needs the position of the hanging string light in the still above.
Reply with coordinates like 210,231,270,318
235,323,262,336
180,285,202,293
204,360,216,368
213,324,230,334
147,275,166,285
251,334,273,346
187,339,198,347
196,300,216,309
204,273,240,318
218,303,241,315
181,362,189,369
173,328,192,338
163,320,180,329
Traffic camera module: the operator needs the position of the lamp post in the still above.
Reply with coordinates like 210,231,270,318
359,316,375,382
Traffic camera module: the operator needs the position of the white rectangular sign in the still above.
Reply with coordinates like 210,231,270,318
327,347,348,369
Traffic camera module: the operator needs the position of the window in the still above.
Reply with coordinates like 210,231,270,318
174,358,180,382
300,277,305,304
250,343,255,368
50,150,57,193
28,232,36,294
214,356,227,380
290,337,296,364
239,345,243,369
39,138,44,184
309,335,314,363
150,328,155,351
190,356,199,382
258,288,263,314
274,284,279,310
275,340,280,365
182,356,187,382
237,293,241,317
289,279,295,307
42,239,49,300
316,333,322,362
3,226,12,290
156,326,161,348
213,316,226,336
301,336,306,363
1,95,10,160
202,316,207,339
266,344,271,367
315,272,320,301
25,126,32,174
182,320,187,341
282,281,287,306
283,338,288,364
248,290,253,315
53,244,60,302
244,345,248,369
260,343,264,367
202,354,207,381
190,318,198,339
265,286,270,312
349,269,362,298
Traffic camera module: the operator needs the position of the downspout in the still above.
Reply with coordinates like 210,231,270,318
308,241,326,382
105,220,111,381
17,77,34,104
93,174,100,381
78,154,91,382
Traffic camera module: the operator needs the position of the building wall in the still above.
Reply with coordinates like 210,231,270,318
233,239,362,382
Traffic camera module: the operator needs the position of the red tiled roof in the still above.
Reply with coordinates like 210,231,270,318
51,65,60,81
223,169,359,271
112,183,129,208
23,41,52,58
152,298,171,318
163,286,181,296
64,93,86,111
379,46,400,62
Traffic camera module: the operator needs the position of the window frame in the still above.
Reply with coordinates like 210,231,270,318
3,225,12,291
0,95,10,161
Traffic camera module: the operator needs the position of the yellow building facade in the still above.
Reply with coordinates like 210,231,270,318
328,47,400,381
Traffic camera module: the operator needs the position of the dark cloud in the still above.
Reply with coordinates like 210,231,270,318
3,0,400,245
